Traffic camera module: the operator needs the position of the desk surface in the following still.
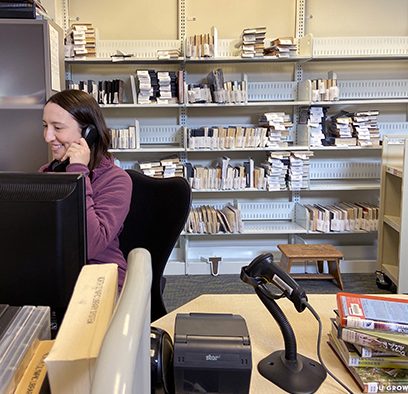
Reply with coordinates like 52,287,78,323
154,293,362,394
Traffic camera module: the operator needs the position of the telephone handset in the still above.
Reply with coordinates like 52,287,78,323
48,124,98,172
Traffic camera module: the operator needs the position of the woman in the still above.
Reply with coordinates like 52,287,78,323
40,89,132,288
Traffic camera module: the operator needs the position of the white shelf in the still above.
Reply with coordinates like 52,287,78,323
311,146,382,152
186,101,310,107
183,222,306,235
386,166,403,178
0,104,44,110
191,188,288,193
101,103,183,108
311,99,408,105
307,230,377,235
184,55,311,64
110,147,184,153
65,57,184,64
383,215,401,232
382,264,399,285
309,179,380,191
186,146,309,152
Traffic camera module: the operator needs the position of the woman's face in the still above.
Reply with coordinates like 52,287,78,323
43,102,82,161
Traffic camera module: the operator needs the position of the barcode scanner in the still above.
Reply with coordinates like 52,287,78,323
47,124,98,172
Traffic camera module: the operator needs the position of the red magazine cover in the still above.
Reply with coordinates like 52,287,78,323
336,292,408,333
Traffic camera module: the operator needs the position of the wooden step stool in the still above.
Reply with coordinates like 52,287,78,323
277,244,344,290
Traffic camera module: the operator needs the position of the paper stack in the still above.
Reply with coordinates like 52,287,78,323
264,37,297,58
241,27,266,58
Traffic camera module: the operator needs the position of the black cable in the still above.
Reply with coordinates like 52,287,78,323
303,300,354,394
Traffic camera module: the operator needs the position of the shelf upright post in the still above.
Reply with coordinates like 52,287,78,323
292,0,307,232
61,0,69,34
178,0,188,274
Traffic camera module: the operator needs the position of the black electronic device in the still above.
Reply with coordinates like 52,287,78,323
241,253,326,394
0,1,36,19
0,172,87,330
48,124,98,172
151,326,174,394
173,313,252,394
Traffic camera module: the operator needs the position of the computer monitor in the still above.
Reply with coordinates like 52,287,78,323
0,172,87,327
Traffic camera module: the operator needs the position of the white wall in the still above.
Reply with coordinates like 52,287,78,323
65,0,408,39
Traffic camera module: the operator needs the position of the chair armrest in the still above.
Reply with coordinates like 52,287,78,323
91,248,152,394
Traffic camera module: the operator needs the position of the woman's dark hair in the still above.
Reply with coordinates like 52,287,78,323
46,89,111,171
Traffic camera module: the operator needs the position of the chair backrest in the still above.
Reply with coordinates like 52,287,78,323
92,248,152,394
119,170,192,321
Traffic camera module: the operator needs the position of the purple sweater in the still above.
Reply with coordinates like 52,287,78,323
40,157,132,287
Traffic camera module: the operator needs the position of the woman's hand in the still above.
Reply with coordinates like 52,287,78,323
62,138,90,166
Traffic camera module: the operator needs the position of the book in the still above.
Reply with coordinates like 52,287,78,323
339,325,408,357
328,336,408,393
45,263,118,394
329,320,408,368
337,292,408,333
14,340,54,394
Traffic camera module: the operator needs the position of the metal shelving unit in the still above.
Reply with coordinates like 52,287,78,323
377,136,408,292
60,0,408,275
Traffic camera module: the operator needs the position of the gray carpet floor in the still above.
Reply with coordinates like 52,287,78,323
163,273,391,312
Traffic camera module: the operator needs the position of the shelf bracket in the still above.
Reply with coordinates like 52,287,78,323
201,256,222,276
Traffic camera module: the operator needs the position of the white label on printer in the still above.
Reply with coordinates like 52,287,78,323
206,354,221,361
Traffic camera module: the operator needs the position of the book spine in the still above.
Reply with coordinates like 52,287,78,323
351,357,408,369
340,327,408,357
373,383,408,393
345,316,408,334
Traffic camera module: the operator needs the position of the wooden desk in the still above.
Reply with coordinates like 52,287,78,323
154,294,359,394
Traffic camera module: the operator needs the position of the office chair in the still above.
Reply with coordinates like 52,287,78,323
119,170,192,322
92,248,152,394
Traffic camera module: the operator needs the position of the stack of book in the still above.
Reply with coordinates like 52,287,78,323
264,37,297,58
187,126,269,150
187,204,243,234
310,76,340,102
0,305,51,393
157,71,178,104
198,68,247,104
262,151,290,191
184,27,217,59
327,111,356,146
70,23,96,57
287,151,313,190
138,156,184,178
352,111,381,147
187,83,212,104
157,48,181,60
302,202,379,233
135,70,154,104
329,292,408,393
66,79,125,104
241,27,266,58
258,111,293,147
185,157,266,191
307,106,327,147
110,120,140,150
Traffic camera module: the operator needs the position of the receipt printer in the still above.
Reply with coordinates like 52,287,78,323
173,313,252,393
